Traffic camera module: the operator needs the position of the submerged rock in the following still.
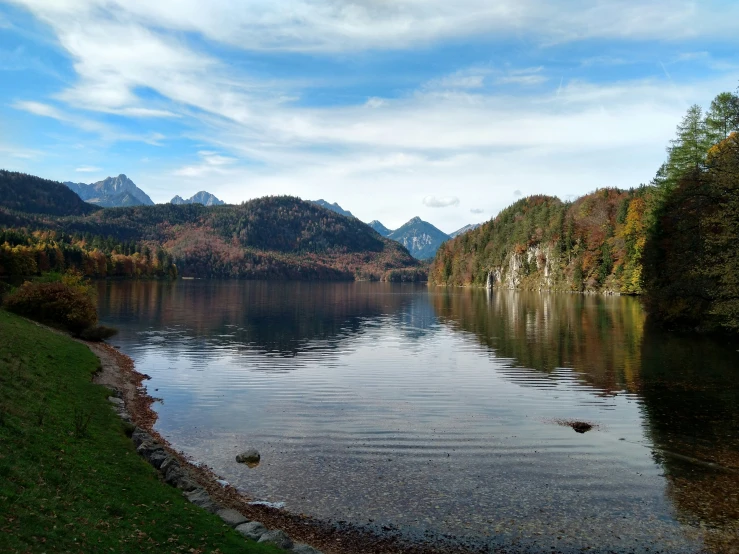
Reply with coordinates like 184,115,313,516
236,448,261,465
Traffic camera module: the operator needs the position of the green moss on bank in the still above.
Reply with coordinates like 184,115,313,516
0,309,282,553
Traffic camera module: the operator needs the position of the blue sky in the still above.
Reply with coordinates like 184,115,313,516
1,1,738,233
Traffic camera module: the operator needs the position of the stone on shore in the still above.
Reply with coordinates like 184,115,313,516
137,440,164,459
235,521,267,540
107,396,124,406
235,448,260,465
216,508,249,527
185,488,219,513
148,450,169,469
258,529,293,549
131,428,152,447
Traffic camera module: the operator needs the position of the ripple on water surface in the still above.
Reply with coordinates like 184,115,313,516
97,281,739,553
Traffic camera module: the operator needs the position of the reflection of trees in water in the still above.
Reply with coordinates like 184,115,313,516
98,281,424,357
430,286,739,551
430,288,645,393
638,333,739,553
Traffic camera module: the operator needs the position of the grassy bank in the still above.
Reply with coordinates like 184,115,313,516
0,309,282,553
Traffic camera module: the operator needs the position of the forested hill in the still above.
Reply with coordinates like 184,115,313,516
429,188,650,294
0,173,421,281
0,170,99,217
431,88,739,333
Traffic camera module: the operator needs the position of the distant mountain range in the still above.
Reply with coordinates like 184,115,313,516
171,191,224,206
368,220,392,236
311,199,355,218
58,179,472,260
1,170,421,282
312,199,481,260
64,174,154,207
449,223,481,238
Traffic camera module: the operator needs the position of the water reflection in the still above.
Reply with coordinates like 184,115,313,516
98,280,429,357
432,288,739,552
97,281,739,553
432,289,645,394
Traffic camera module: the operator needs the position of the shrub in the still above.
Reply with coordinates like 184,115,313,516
79,325,118,342
4,281,98,334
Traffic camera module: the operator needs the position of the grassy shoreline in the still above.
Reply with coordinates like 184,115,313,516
0,309,282,553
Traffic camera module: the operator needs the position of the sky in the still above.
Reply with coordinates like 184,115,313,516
1,1,738,234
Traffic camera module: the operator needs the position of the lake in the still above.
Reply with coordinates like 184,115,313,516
97,280,739,553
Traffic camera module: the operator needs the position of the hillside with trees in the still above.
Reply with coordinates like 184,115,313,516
430,89,739,332
429,188,650,294
0,170,100,217
0,174,420,281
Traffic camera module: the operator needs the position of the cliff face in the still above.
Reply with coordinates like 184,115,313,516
430,190,651,295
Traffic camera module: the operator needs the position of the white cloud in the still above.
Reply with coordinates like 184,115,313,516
174,150,238,178
13,100,167,144
75,165,101,172
425,69,487,90
513,189,522,197
13,100,66,119
470,208,485,214
7,0,739,229
423,196,460,208
11,0,739,53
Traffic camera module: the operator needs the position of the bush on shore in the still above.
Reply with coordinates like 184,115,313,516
2,271,111,337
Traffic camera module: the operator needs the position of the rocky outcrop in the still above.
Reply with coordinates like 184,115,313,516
485,244,557,291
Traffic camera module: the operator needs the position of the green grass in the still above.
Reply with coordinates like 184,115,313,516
0,310,283,553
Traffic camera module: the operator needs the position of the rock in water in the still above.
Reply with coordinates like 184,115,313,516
236,448,261,465
571,421,593,433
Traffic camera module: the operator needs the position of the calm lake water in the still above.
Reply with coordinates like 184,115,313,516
97,281,739,553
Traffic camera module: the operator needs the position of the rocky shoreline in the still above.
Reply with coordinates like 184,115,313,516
89,342,471,554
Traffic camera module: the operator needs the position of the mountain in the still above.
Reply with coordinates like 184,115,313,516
311,199,354,218
387,217,450,260
368,220,392,237
1,171,421,282
171,191,225,206
449,223,481,238
0,170,98,217
63,174,154,207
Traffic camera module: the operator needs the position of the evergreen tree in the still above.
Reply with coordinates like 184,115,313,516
705,92,739,144
663,105,710,192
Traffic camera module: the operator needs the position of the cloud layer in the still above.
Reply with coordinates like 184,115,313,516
2,0,738,230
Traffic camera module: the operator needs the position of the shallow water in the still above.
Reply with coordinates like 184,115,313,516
97,281,739,553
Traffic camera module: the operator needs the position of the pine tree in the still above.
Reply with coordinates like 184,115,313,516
705,92,739,144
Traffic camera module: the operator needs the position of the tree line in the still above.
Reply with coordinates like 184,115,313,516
430,88,739,333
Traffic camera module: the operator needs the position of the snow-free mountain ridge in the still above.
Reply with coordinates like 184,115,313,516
387,217,451,260
311,199,354,218
171,191,225,206
64,174,154,207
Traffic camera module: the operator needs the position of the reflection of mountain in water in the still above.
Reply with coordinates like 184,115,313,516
430,287,739,551
98,280,429,357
